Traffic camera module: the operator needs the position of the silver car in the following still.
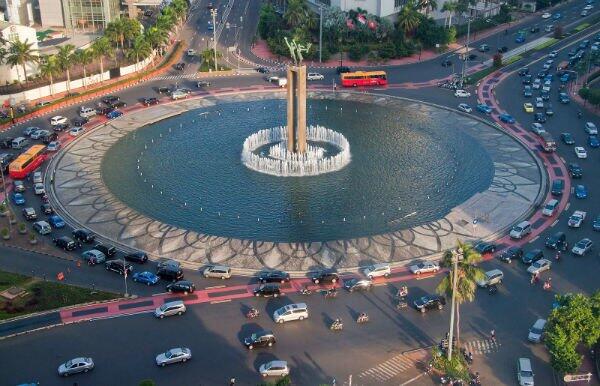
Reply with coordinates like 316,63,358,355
203,265,231,279
259,360,290,377
58,357,94,376
155,347,192,366
409,261,440,275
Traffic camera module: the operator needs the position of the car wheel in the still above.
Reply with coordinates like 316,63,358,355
281,280,285,284
168,289,172,293
268,341,273,347
384,273,390,278
278,319,284,324
84,369,89,373
299,316,304,321
161,363,166,367
105,266,109,270
183,291,188,295
255,293,260,297
248,345,253,350
314,279,320,284
262,373,268,378
160,314,164,319
438,304,443,310
332,278,337,283
178,311,183,316
274,293,278,298
204,274,209,278
420,307,426,313
416,271,421,275
182,358,187,363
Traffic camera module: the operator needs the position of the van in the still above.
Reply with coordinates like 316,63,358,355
11,137,29,149
540,132,556,152
510,221,532,239
477,269,504,287
273,303,309,324
79,107,97,118
154,300,186,319
517,357,535,386
202,265,232,279
541,199,559,216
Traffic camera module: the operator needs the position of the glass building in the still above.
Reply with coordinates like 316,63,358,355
62,0,121,30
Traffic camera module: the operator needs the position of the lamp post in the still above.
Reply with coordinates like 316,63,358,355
211,8,218,71
123,257,129,297
460,17,472,88
447,247,462,360
0,166,12,234
319,5,323,63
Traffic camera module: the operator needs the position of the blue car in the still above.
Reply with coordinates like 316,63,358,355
106,110,123,119
499,113,515,123
132,271,159,285
477,104,492,114
560,74,570,83
575,184,588,199
515,35,525,43
48,214,66,228
588,135,600,148
12,192,25,205
553,12,561,20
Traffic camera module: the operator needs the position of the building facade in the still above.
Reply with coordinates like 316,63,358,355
0,21,40,84
61,0,121,30
38,0,66,27
2,0,34,25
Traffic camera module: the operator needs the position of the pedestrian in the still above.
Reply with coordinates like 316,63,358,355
229,377,235,386
490,329,496,342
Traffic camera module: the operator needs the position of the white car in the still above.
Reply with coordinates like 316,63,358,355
584,122,598,135
307,72,324,80
155,347,192,367
34,183,45,195
30,129,50,140
535,97,544,108
409,261,440,275
526,258,551,275
584,4,593,10
363,263,391,279
259,360,289,378
171,90,188,100
33,171,43,184
458,103,472,113
542,81,551,92
186,49,196,56
532,79,541,89
47,141,61,151
530,123,546,136
542,12,551,18
528,318,547,343
574,146,587,159
69,127,85,137
50,115,68,126
454,90,471,98
548,50,558,58
572,238,593,256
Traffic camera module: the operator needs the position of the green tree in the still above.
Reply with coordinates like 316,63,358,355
38,54,59,94
5,38,39,84
284,0,311,29
379,41,396,59
91,37,114,77
56,44,75,93
145,26,169,55
73,49,94,87
258,4,283,39
138,380,155,386
105,18,127,51
126,36,152,70
170,0,189,25
396,1,422,37
493,53,503,68
442,1,459,28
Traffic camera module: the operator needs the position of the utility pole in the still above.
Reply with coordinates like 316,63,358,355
211,8,218,71
461,17,472,88
447,248,462,360
123,257,129,297
0,166,12,234
319,5,323,63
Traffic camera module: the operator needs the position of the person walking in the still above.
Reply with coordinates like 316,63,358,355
490,329,496,343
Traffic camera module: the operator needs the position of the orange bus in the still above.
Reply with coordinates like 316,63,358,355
340,71,388,87
9,144,47,179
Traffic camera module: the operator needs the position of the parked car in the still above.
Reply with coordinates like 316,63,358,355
143,97,159,106
106,110,123,119
410,261,440,275
343,278,373,292
551,179,564,196
541,198,559,217
53,236,80,251
58,357,94,376
166,280,195,294
46,140,61,151
155,347,191,366
363,263,391,279
124,251,148,263
253,283,281,297
81,250,106,265
510,221,532,239
517,358,535,386
105,260,133,276
32,220,51,235
473,241,496,254
258,270,290,283
93,243,116,257
69,127,85,137
22,207,37,221
312,270,339,284
414,294,446,313
40,203,53,214
202,265,232,279
259,360,289,378
133,271,159,285
48,214,65,228
72,229,95,243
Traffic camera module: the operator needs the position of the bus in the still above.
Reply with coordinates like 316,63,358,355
9,144,47,179
340,71,387,87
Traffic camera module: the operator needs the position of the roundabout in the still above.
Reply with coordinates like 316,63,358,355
47,90,544,271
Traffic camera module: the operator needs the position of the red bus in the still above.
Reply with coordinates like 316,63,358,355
340,71,387,87
9,144,47,179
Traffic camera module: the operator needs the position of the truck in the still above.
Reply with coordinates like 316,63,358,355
540,132,556,152
567,210,586,228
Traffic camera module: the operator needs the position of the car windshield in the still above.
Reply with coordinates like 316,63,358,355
531,327,543,335
346,278,357,286
419,296,429,303
165,350,174,358
250,333,257,341
65,360,73,368
514,226,523,232
521,370,533,377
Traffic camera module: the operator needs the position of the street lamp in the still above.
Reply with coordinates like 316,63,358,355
318,4,324,63
460,17,472,88
211,8,218,71
447,247,462,360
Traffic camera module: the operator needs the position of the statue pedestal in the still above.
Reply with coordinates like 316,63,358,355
286,65,307,154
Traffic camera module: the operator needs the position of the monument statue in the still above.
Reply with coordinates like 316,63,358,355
283,38,310,153
284,37,312,66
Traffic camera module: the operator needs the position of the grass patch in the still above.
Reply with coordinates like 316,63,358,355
466,55,523,84
574,23,590,32
0,270,118,320
199,61,231,72
504,54,523,65
534,38,558,51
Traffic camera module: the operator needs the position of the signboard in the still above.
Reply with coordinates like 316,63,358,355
227,46,236,52
563,373,592,383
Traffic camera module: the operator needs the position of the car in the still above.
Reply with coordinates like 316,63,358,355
32,171,43,184
124,251,148,263
142,97,159,106
523,103,534,113
558,92,570,104
534,113,546,123
34,183,45,195
155,347,192,366
560,73,570,83
548,50,558,58
567,163,582,179
581,9,589,16
157,259,181,270
458,103,472,113
55,123,72,133
593,214,600,231
102,96,119,105
588,135,599,148
518,68,529,76
363,263,391,279
202,265,232,279
196,81,210,87
33,220,51,235
336,66,351,74
454,90,471,98
41,203,53,214
523,86,533,97
157,86,171,94
528,318,547,343
551,179,564,196
476,104,492,114
473,241,496,254
522,74,532,84
22,207,37,221
584,4,593,9
568,211,586,228
477,269,504,287
517,358,535,386
50,116,68,126
157,266,184,282
42,132,58,144
312,270,339,284
542,12,551,18
106,110,123,119
72,228,95,243
0,153,14,173
522,249,543,264
174,62,185,70
133,271,159,285
542,62,552,70
584,122,598,134
552,12,561,19
30,129,50,140
499,114,515,123
258,270,290,283
94,243,116,257
166,280,195,294
575,184,588,199
256,67,270,73
307,72,324,80
58,357,94,376
186,49,196,56
496,246,523,263
532,79,541,89
53,236,81,251
13,180,26,192
561,133,575,145
81,250,106,265
545,104,554,116
0,138,14,149
244,330,276,349
414,294,446,313
498,45,509,53
527,258,551,275
253,283,281,297
515,34,525,43
535,97,544,108
12,192,25,205
72,117,89,126
207,22,214,31
441,58,452,67
542,81,551,92
530,123,545,136
409,261,440,275
171,90,188,100
105,260,133,275
572,238,593,255
48,214,65,228
69,127,85,137
259,360,289,378
574,147,587,159
478,44,490,52
343,278,373,292
530,25,540,33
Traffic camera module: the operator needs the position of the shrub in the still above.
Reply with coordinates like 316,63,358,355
554,25,564,39
493,53,503,68
348,44,366,61
138,380,156,386
378,42,396,59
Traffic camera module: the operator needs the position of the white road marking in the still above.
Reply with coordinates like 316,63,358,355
210,299,231,304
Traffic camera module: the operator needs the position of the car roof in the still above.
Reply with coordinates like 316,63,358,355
211,265,230,271
518,357,532,370
486,269,503,275
267,360,287,367
35,221,49,226
164,300,184,307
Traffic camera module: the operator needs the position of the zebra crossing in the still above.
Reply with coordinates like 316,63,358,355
152,73,200,81
357,353,417,383
462,338,501,355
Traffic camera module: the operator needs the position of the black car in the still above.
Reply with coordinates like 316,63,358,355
518,68,529,76
256,67,270,73
522,74,532,84
42,132,58,144
105,260,133,276
157,87,171,94
22,207,37,221
312,271,339,284
157,266,184,282
258,270,290,284
0,137,14,149
530,25,540,33
336,66,351,74
41,203,53,215
196,81,210,87
534,113,547,123
142,97,159,106
414,295,446,313
253,283,281,297
124,251,148,263
473,241,496,254
96,106,114,115
72,228,95,243
244,330,276,349
53,236,81,251
166,280,195,294
561,133,575,145
497,46,508,53
568,163,582,178
551,179,564,196
536,70,547,79
545,231,567,250
94,243,117,257
496,246,523,263
109,101,127,109
343,278,373,292
53,123,69,132
175,62,186,70
0,153,15,172
72,117,89,126
102,96,120,105
441,58,452,67
522,249,544,264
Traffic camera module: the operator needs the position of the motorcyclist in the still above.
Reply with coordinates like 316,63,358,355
247,307,258,317
358,312,368,322
555,250,561,261
578,110,583,118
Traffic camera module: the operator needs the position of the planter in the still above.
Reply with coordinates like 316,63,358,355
18,227,27,235
9,217,16,225
29,238,38,245
2,234,9,240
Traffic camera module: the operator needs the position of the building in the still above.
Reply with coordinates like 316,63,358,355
0,21,40,84
38,0,121,30
2,0,34,25
38,0,65,27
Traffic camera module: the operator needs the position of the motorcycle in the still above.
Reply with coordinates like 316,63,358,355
246,308,259,318
461,348,473,364
577,111,583,119
543,281,551,290
324,288,338,299
330,320,343,331
396,299,408,310
300,287,311,295
488,284,498,295
356,314,369,323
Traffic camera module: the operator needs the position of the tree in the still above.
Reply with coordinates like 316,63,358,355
170,0,189,25
56,44,75,93
145,26,169,56
283,0,311,29
91,37,114,78
418,0,438,15
38,55,59,94
123,18,143,48
258,4,283,39
105,18,127,51
442,1,459,28
436,242,485,348
396,1,421,37
493,53,503,68
5,38,39,84
126,36,152,71
73,49,94,87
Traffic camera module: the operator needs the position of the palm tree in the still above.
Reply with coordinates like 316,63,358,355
144,27,169,57
442,1,459,28
5,38,39,84
171,0,189,25
38,55,59,95
105,18,126,51
161,7,179,33
284,0,310,28
91,37,114,79
418,0,438,16
436,241,485,356
56,44,75,94
156,12,175,33
396,1,421,37
123,18,142,48
73,49,94,87
126,36,152,71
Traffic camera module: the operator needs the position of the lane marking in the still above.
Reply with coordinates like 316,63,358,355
528,236,540,243
551,219,559,227
205,285,227,289
210,299,231,304
565,202,571,211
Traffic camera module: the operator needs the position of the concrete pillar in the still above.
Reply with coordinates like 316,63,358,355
286,65,307,153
